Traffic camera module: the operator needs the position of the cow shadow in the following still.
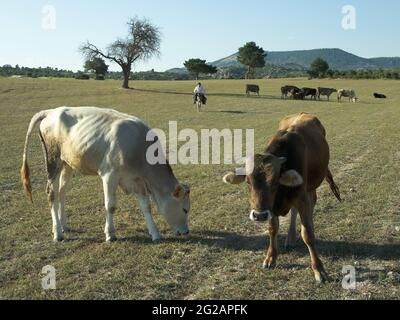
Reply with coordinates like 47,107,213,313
173,231,400,262
68,229,399,262
206,110,272,115
130,88,292,102
129,88,381,106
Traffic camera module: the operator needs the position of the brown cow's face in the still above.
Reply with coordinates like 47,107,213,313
223,153,304,222
246,154,285,221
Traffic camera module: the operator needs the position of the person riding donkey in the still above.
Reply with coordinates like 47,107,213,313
193,82,207,105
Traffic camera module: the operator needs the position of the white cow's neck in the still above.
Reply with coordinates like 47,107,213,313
143,163,178,213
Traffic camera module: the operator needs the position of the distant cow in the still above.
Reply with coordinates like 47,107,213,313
317,87,337,101
338,89,357,103
246,84,260,96
281,85,300,99
223,113,341,284
291,89,305,100
374,93,387,99
302,88,317,100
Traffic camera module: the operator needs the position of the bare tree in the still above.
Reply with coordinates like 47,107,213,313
80,17,162,89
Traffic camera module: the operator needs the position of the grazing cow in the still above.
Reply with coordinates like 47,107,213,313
317,87,337,101
374,93,387,99
338,89,357,103
291,89,305,100
281,85,300,99
21,107,191,242
246,84,260,96
302,88,317,100
223,113,341,284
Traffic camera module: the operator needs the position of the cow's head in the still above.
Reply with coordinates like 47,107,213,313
163,184,191,236
223,154,303,222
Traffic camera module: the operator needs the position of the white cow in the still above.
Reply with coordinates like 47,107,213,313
21,107,191,242
337,89,358,103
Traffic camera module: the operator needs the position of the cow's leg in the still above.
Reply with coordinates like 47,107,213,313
298,192,328,284
285,208,298,249
136,194,161,241
47,172,63,242
263,216,279,269
101,172,119,242
41,135,63,242
58,164,73,232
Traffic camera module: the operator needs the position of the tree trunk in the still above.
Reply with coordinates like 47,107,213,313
122,65,131,89
246,66,251,79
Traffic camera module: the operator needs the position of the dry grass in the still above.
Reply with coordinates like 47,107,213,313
0,77,399,300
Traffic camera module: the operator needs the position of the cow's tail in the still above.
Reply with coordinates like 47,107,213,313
326,168,342,202
21,110,50,203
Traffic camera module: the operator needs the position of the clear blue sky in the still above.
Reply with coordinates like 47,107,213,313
0,0,399,72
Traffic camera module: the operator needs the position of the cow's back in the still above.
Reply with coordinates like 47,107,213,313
278,113,329,190
279,113,325,136
40,107,149,175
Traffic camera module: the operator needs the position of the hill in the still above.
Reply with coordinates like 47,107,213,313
168,48,400,73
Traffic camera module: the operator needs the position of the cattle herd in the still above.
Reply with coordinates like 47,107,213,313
246,84,388,102
19,81,388,285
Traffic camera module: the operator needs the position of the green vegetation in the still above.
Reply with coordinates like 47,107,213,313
309,58,330,78
183,59,218,80
328,69,400,80
84,58,109,80
0,65,76,78
0,78,399,300
1,64,399,81
237,42,267,79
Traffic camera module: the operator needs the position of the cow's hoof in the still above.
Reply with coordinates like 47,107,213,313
53,235,64,243
263,259,277,270
315,271,330,285
62,225,72,233
151,234,162,242
106,235,117,242
315,278,326,287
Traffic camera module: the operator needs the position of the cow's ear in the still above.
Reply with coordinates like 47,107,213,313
279,170,303,188
223,172,246,185
173,185,186,199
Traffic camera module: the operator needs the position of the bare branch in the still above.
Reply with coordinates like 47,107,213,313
79,17,162,88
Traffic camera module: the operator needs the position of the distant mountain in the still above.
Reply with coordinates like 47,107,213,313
165,68,188,74
168,48,400,73
369,57,400,69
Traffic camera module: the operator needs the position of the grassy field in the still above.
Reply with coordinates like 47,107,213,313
0,77,399,300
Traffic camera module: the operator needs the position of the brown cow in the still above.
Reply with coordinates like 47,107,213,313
281,85,300,99
223,113,341,284
317,87,337,101
246,84,260,96
302,88,317,100
291,89,305,100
